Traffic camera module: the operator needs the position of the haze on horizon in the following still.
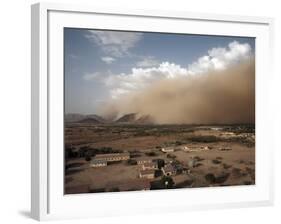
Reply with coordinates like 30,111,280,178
64,28,255,124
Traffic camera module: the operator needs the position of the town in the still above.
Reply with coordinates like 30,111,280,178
65,123,255,194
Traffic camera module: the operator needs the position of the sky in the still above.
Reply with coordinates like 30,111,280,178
64,28,255,115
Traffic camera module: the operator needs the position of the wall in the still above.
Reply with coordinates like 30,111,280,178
0,0,280,223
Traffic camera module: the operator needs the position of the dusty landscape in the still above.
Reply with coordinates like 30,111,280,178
64,117,255,194
64,30,255,195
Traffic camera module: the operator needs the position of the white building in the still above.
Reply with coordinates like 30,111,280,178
90,159,107,167
139,169,155,179
136,158,153,165
142,161,158,170
94,153,130,162
161,147,174,153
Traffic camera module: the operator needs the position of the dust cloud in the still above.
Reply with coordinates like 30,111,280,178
99,59,255,124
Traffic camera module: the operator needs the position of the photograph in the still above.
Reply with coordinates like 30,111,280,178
64,28,255,194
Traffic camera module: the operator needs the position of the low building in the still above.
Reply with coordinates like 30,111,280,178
90,159,107,167
161,147,174,153
136,158,153,165
182,145,210,152
139,169,155,179
162,164,177,176
94,153,130,162
142,161,158,170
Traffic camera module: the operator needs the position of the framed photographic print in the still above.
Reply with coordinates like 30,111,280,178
31,2,274,221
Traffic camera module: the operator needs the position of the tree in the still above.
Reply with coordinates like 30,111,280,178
157,159,165,169
161,176,175,189
85,156,91,161
205,173,216,184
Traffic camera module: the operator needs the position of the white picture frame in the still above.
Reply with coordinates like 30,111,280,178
31,2,274,221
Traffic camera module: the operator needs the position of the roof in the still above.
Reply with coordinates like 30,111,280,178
95,153,130,159
142,161,157,167
162,164,176,173
91,159,107,164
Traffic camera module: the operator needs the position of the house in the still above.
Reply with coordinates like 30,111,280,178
136,158,153,165
90,159,107,167
94,153,130,162
139,169,155,179
162,164,177,176
182,145,210,152
161,147,174,153
142,161,158,170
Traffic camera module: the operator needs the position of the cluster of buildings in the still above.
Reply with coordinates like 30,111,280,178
161,145,211,153
137,157,177,179
137,158,158,179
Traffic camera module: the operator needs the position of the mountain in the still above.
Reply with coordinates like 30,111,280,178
115,113,137,123
135,115,155,124
65,113,86,122
78,117,101,124
65,113,105,123
115,113,155,124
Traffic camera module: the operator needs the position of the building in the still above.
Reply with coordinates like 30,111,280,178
182,145,210,152
162,164,177,176
136,158,153,165
161,147,174,153
94,153,130,162
90,159,107,167
142,161,158,170
165,159,174,164
139,169,155,179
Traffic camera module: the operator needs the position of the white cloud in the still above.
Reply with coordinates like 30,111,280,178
101,56,115,64
103,41,253,99
85,30,143,57
104,62,189,99
136,56,159,67
187,41,251,75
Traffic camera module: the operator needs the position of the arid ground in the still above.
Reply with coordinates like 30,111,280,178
64,123,255,194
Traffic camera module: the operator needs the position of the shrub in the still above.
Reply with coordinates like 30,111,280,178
205,173,216,184
85,156,91,161
127,159,137,165
145,151,157,157
167,154,176,159
222,163,232,169
215,173,230,184
212,159,221,164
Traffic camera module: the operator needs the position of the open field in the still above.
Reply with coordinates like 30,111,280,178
65,123,255,194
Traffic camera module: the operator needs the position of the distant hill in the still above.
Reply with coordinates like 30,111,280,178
65,113,155,124
115,113,155,124
65,113,105,123
115,113,137,123
135,115,155,124
78,117,101,124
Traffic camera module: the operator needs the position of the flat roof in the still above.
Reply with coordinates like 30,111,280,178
91,159,107,164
